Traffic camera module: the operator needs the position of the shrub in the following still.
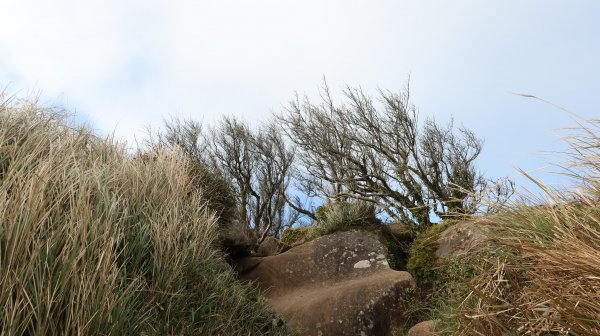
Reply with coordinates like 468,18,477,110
0,96,290,335
188,160,237,228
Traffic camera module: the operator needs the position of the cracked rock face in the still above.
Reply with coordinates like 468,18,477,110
236,230,414,336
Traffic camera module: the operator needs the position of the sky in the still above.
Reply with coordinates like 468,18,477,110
1,0,599,191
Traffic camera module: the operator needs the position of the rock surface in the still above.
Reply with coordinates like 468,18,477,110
236,230,414,336
436,219,491,259
407,320,438,336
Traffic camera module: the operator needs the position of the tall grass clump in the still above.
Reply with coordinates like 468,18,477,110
312,201,379,236
447,120,600,335
0,95,289,335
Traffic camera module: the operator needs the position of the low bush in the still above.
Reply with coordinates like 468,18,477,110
0,96,290,335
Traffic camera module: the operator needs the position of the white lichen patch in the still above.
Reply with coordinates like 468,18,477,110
323,247,339,259
353,260,372,268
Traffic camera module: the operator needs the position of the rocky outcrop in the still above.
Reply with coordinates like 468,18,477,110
436,219,492,260
236,230,415,336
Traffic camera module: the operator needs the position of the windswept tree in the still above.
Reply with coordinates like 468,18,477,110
208,117,300,242
279,81,512,228
151,117,301,242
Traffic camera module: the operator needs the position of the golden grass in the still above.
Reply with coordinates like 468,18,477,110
0,94,288,335
446,120,600,335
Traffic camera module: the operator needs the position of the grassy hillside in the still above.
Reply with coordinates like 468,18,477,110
0,96,289,335
2,91,598,336
457,123,600,335
406,121,600,335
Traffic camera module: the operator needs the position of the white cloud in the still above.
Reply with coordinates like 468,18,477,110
1,0,599,192
2,1,464,138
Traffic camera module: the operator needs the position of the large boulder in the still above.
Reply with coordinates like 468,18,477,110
236,230,414,336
